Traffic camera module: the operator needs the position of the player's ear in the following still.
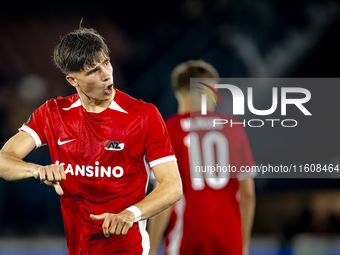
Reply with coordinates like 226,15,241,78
66,74,78,88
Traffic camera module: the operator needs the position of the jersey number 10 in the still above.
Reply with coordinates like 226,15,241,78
184,131,230,190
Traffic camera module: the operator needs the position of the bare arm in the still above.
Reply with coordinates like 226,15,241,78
238,178,256,255
0,132,39,181
0,132,66,195
134,160,182,219
91,160,182,237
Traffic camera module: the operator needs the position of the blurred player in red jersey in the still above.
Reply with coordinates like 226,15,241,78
148,60,256,255
0,27,182,255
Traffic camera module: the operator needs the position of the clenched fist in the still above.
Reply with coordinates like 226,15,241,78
33,164,66,195
90,210,135,237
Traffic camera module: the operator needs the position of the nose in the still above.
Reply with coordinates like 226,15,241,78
102,66,111,82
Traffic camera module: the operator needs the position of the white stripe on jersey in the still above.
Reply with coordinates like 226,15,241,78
140,155,151,254
62,99,81,110
138,220,150,255
149,155,177,168
143,155,151,194
19,125,43,148
108,100,128,114
166,194,186,255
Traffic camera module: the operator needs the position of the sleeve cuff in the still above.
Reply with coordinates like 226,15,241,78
19,125,43,148
149,155,177,168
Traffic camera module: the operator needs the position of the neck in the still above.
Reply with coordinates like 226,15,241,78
77,89,116,113
177,93,191,114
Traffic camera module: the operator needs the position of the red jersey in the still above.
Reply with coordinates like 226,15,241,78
19,89,176,255
164,112,255,255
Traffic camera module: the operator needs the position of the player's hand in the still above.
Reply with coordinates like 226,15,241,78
33,164,66,196
90,210,135,238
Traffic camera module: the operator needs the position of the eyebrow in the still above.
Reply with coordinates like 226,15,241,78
84,58,110,76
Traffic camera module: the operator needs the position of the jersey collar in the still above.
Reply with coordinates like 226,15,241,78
63,91,128,114
108,100,128,114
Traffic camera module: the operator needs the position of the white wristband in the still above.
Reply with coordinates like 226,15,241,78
125,206,142,222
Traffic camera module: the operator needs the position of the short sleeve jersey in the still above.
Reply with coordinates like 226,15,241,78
164,112,255,255
20,89,176,255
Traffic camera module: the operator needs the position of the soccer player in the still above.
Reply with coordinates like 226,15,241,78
148,60,256,255
0,27,182,255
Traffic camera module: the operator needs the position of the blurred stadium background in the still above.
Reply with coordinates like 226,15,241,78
1,1,340,254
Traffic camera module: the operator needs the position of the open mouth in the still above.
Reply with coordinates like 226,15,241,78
105,84,113,94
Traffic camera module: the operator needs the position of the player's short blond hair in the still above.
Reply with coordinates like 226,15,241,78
171,60,219,92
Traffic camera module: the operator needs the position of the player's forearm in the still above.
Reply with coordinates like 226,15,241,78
133,178,182,221
0,151,39,181
239,191,255,251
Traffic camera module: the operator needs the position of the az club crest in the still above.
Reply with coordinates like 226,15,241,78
104,140,125,151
